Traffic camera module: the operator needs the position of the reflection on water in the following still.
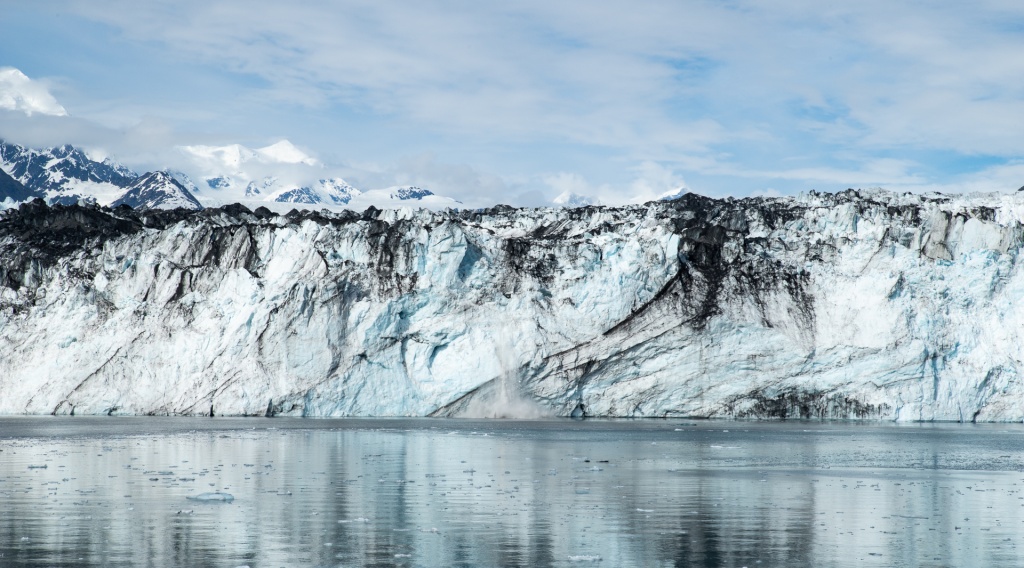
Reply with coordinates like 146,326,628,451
1,418,1023,567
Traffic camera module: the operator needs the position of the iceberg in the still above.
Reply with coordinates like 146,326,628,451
186,492,234,502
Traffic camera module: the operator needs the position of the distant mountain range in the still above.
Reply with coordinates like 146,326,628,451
110,171,203,210
0,137,678,212
0,139,461,211
0,141,136,206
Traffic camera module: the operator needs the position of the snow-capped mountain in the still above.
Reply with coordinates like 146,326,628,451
110,171,203,210
175,141,463,209
0,141,201,209
178,143,460,208
167,170,201,195
268,178,362,205
3,188,1024,420
176,140,322,201
0,168,35,204
389,186,434,200
346,185,460,209
188,175,456,210
320,178,362,203
0,140,136,205
0,139,463,211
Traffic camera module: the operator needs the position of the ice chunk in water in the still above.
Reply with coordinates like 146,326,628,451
568,555,602,562
186,492,234,502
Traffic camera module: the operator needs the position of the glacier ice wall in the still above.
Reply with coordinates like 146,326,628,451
2,190,1024,420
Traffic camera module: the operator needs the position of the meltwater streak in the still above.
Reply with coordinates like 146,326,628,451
456,372,550,419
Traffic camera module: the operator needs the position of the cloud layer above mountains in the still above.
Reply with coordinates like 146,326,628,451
4,2,1024,205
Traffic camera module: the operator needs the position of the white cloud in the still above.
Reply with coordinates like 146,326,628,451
55,1,743,154
7,2,1024,201
359,153,516,208
180,140,319,172
62,2,1024,152
543,161,687,206
624,161,688,204
0,67,67,117
256,140,318,166
886,161,1024,195
543,172,593,199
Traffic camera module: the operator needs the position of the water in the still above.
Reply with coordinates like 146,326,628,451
1,418,1023,567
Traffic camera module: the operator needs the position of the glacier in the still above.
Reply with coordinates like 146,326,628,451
2,188,1024,421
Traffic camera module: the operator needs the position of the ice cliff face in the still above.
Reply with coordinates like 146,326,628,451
2,189,1024,421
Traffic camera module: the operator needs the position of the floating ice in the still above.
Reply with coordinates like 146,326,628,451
568,555,602,562
186,492,234,502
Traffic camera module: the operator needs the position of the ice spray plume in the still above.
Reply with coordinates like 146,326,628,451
457,329,550,419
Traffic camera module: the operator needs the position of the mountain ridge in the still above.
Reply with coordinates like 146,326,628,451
0,139,463,211
0,167,36,203
111,171,204,210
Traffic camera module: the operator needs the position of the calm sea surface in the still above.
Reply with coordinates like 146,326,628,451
1,417,1023,567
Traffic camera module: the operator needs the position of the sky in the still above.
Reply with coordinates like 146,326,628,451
2,1,1024,207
